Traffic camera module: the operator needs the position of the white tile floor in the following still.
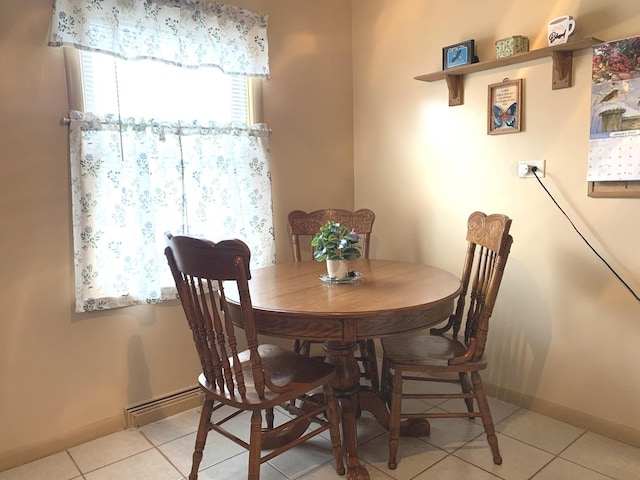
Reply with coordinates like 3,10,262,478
3,393,640,480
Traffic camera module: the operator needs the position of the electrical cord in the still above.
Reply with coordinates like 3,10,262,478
531,166,640,302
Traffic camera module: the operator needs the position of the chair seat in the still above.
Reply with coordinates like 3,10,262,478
381,333,487,372
200,344,335,409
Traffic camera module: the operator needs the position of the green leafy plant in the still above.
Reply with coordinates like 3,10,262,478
311,221,361,261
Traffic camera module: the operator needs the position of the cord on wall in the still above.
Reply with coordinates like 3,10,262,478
531,166,640,303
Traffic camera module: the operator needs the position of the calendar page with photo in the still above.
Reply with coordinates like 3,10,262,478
588,36,640,181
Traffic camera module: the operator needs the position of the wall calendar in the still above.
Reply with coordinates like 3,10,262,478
588,35,640,181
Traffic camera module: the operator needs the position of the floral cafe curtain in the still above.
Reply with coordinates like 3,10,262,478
48,1,274,312
48,0,269,76
67,113,273,311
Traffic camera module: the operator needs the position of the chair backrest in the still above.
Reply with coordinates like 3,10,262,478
287,208,375,261
449,212,513,364
164,233,268,399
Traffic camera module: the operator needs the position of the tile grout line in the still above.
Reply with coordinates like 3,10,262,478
148,440,187,479
439,452,504,480
65,431,157,479
64,450,84,479
553,430,619,480
525,452,557,480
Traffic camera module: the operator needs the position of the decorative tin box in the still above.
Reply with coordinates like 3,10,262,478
495,36,529,58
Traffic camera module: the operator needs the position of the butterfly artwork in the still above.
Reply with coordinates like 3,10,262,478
488,79,522,135
492,103,517,129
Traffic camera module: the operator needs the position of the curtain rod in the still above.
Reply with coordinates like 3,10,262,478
60,117,271,134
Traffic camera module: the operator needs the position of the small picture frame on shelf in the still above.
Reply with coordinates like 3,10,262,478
487,78,522,135
442,39,478,70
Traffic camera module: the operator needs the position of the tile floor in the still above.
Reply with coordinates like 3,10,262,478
2,392,640,480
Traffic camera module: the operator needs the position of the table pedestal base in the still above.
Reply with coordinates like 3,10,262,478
262,341,431,478
323,341,367,480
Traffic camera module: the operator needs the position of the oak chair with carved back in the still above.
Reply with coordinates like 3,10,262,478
380,212,513,469
164,233,344,480
287,208,379,391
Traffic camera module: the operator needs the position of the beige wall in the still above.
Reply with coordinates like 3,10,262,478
352,0,640,445
3,0,640,470
0,0,353,469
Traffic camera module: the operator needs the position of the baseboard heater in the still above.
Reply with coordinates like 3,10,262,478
124,386,204,428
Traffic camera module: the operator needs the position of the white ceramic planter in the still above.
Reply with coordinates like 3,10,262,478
326,259,349,279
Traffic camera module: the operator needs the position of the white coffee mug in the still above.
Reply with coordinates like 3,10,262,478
547,15,576,46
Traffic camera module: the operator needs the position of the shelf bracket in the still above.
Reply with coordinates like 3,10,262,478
551,50,573,90
444,74,464,106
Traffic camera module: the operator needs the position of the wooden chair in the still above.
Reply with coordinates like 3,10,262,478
380,212,513,469
164,234,344,480
287,208,379,391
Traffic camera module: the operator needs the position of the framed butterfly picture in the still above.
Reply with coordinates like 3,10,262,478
487,78,522,135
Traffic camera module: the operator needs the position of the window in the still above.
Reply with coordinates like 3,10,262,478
63,51,273,312
79,51,250,123
50,0,273,312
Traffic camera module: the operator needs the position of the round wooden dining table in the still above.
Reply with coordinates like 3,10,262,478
228,259,461,480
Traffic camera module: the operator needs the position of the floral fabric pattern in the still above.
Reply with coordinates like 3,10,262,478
48,0,269,76
68,111,274,312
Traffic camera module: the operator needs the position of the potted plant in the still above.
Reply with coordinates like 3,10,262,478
311,221,361,279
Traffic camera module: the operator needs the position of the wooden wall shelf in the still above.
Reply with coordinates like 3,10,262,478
415,37,603,106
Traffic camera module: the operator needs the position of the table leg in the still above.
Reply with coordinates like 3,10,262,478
323,341,370,480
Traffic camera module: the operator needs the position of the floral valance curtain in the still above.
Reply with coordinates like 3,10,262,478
48,0,269,76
